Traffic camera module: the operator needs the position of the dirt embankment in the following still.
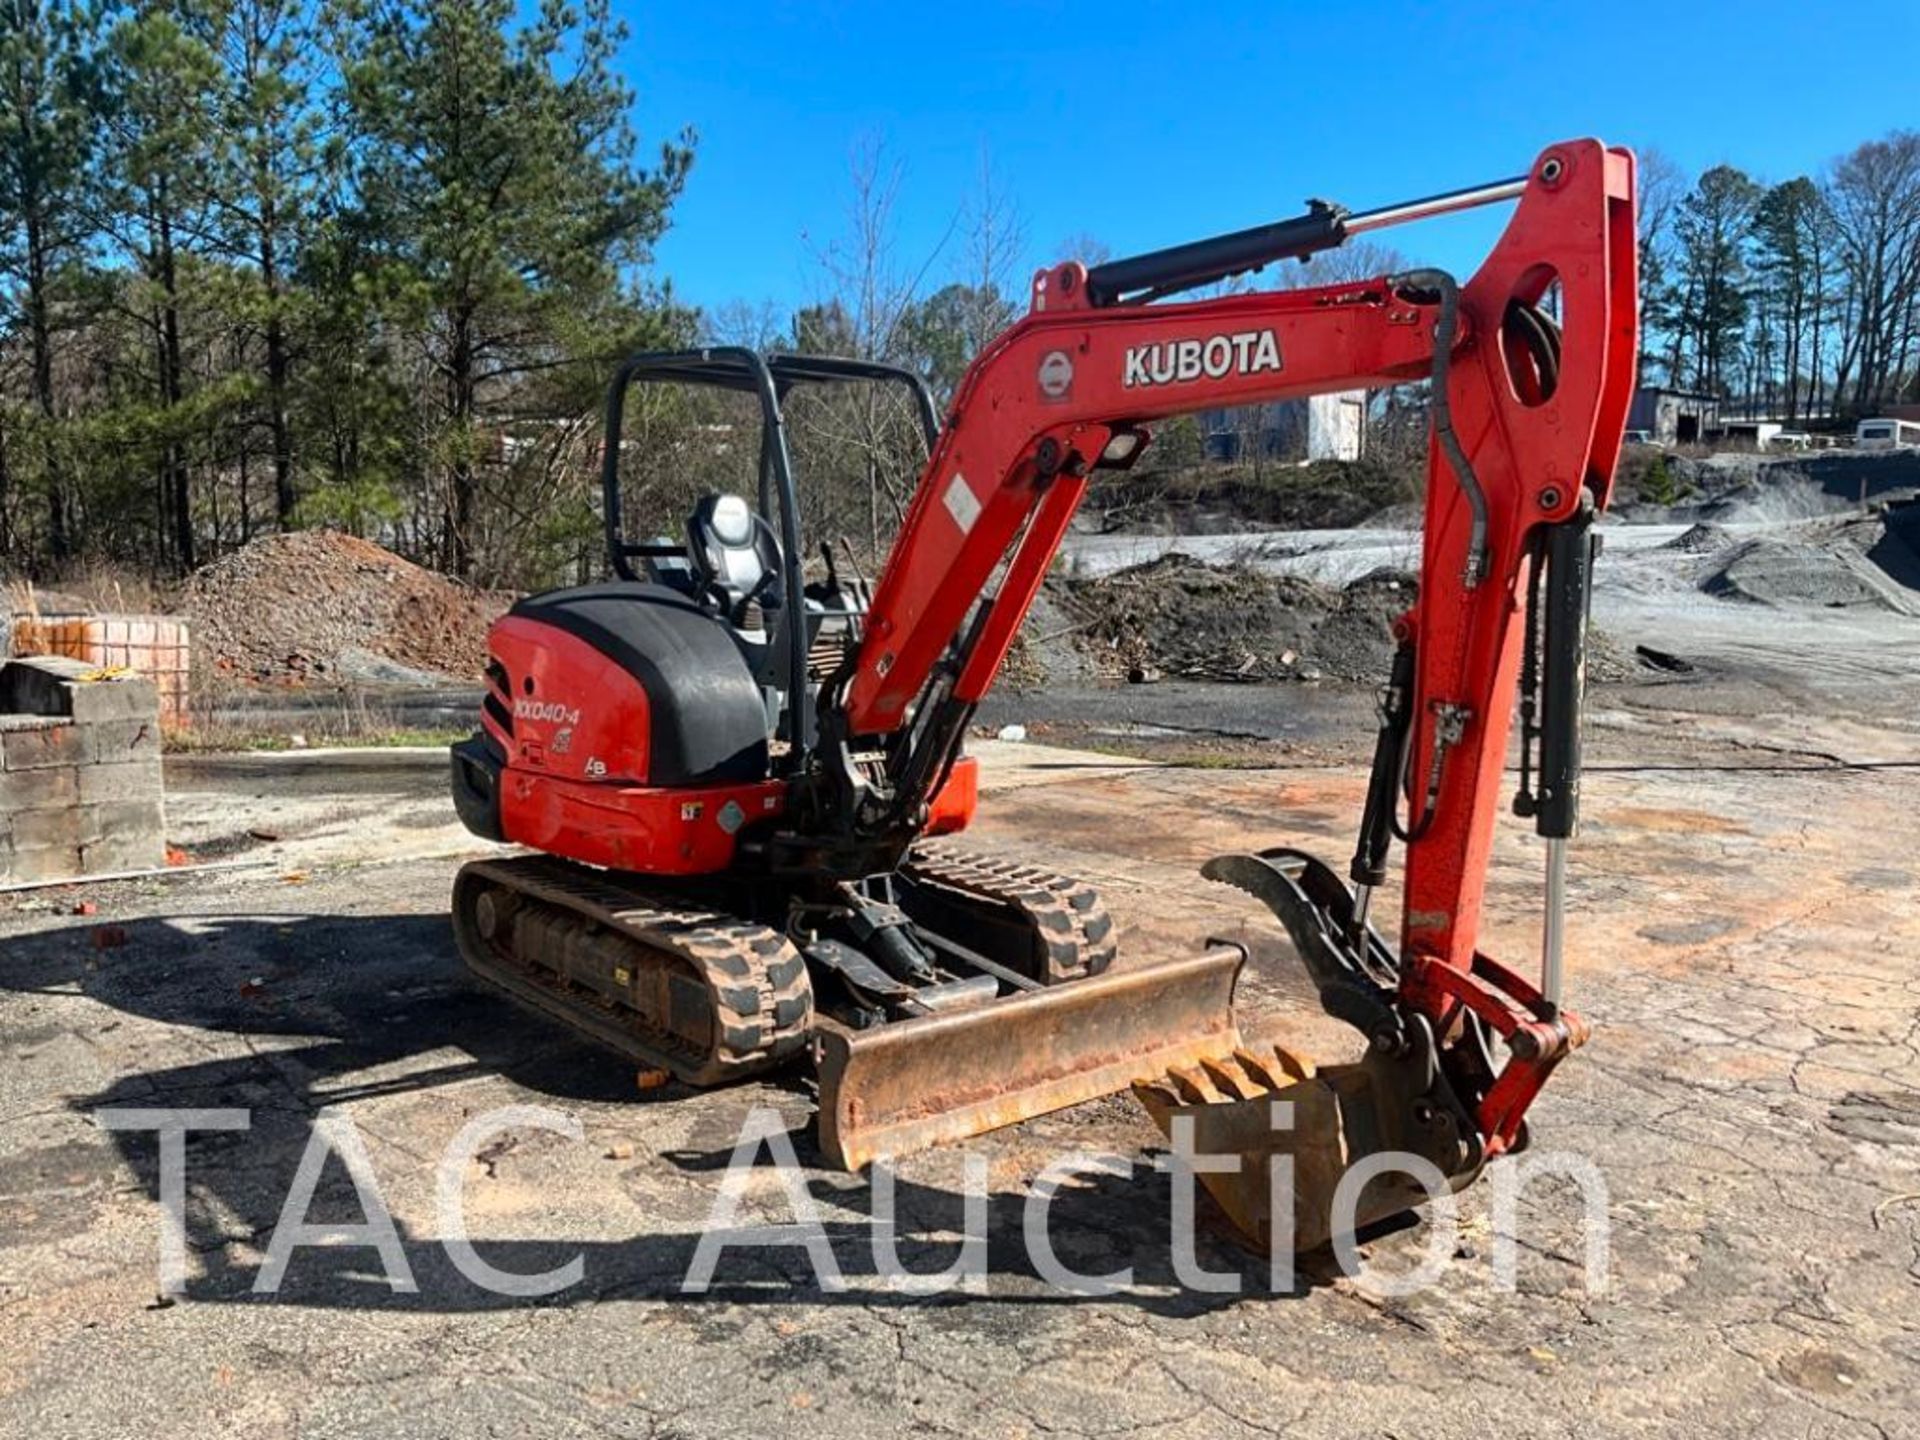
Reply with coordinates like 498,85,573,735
1613,447,1920,523
183,531,511,686
1084,458,1418,534
1040,554,1413,684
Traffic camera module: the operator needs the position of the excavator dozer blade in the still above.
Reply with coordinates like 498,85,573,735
815,945,1245,1170
1133,1043,1478,1255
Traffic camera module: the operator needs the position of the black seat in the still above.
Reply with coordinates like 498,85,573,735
687,493,783,620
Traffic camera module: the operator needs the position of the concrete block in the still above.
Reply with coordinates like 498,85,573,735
85,798,165,842
0,764,80,813
80,825,165,873
2,834,86,882
11,806,84,850
76,756,163,805
2,721,89,772
89,719,159,765
0,656,90,716
65,675,160,725
1,654,167,884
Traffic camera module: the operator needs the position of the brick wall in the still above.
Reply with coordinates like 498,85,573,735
0,656,165,883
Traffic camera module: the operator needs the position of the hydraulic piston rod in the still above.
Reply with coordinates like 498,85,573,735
1532,504,1599,1012
1084,172,1528,306
1343,175,1529,236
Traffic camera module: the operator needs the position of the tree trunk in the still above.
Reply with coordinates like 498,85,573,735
154,189,194,571
260,207,296,529
0,407,13,559
447,309,476,577
23,204,68,562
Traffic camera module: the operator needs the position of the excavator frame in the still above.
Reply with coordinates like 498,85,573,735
453,138,1638,1254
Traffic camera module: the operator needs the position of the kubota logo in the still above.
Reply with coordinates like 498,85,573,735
1123,330,1282,388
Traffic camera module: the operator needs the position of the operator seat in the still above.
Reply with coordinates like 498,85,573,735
687,493,782,622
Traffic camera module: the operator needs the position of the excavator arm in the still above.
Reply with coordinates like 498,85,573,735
810,139,1637,1246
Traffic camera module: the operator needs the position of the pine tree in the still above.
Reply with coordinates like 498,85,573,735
1750,178,1832,422
96,1,225,570
0,0,99,563
202,0,329,532
1666,165,1761,396
329,0,692,579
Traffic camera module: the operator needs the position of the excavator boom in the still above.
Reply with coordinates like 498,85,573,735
813,138,1638,1248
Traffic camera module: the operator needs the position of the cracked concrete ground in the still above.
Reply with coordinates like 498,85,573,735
2,715,1918,1438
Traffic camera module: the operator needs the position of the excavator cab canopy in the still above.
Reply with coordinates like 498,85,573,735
599,348,941,759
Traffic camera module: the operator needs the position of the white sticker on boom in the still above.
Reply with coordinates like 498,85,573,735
943,472,982,534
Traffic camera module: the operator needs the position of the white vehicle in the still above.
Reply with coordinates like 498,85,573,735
1855,418,1920,449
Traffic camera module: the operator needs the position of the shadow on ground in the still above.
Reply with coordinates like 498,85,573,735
2,909,1360,1316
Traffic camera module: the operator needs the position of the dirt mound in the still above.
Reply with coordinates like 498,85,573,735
1051,553,1410,683
1700,537,1895,610
183,531,510,685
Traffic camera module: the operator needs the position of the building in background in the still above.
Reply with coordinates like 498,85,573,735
1200,390,1368,463
1306,392,1366,461
1628,387,1721,446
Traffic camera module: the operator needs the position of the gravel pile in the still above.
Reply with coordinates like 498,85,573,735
1700,538,1894,610
183,531,510,685
1665,522,1734,554
1691,508,1920,615
1050,553,1412,684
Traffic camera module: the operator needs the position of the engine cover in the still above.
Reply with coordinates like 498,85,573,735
453,582,780,874
490,582,769,788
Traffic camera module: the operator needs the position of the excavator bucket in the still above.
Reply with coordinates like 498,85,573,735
1130,849,1490,1255
814,944,1245,1169
1133,1043,1476,1254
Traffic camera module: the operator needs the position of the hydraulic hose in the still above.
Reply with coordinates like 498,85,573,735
1390,269,1489,588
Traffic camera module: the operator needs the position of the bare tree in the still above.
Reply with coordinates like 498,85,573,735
1052,231,1111,268
702,297,787,350
1635,146,1687,383
1283,236,1409,290
806,134,927,361
1824,131,1920,413
799,135,947,555
957,146,1024,358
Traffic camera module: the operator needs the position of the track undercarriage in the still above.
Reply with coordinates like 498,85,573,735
451,841,1240,1167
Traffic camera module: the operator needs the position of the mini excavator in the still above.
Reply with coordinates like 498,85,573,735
450,139,1638,1252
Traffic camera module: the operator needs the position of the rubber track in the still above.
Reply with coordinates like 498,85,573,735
453,855,813,1087
901,840,1118,983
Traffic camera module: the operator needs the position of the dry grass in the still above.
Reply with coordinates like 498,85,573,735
166,680,466,753
5,564,180,619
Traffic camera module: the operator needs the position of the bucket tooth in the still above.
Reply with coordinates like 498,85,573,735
1134,1037,1483,1256
1232,1044,1315,1088
1195,1054,1270,1102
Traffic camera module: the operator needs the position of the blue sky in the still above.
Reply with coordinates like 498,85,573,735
624,0,1919,320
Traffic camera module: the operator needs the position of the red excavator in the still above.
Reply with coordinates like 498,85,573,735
450,139,1637,1253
